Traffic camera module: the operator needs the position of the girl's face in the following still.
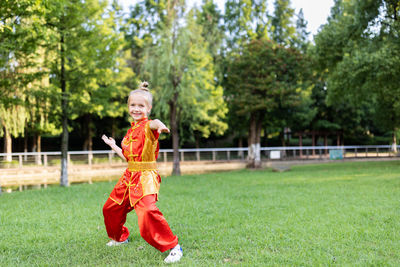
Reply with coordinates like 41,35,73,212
128,93,151,122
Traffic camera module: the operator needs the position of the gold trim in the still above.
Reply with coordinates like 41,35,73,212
128,161,157,171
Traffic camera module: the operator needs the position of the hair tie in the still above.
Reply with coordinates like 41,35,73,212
139,81,149,92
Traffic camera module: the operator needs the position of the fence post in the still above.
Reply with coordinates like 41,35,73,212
44,154,48,167
68,153,71,165
19,155,23,167
181,151,184,162
196,150,200,161
365,147,368,158
88,152,93,167
355,148,357,158
212,151,216,162
163,151,167,163
227,151,230,161
108,152,113,164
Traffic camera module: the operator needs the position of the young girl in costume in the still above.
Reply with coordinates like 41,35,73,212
101,81,182,264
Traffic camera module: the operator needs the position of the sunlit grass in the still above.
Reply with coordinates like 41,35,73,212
1,161,399,266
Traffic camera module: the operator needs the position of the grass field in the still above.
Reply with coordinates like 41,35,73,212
1,161,399,266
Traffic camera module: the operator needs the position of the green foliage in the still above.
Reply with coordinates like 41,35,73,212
224,0,269,49
314,0,400,136
143,7,227,141
44,0,132,121
1,161,400,265
0,0,47,138
225,38,310,128
270,0,296,45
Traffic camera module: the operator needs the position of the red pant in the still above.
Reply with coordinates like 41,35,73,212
103,194,178,252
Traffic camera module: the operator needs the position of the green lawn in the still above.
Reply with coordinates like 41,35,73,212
1,161,399,266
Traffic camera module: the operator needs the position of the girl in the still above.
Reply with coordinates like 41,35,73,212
101,81,182,264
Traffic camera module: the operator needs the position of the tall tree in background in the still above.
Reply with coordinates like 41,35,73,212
269,0,314,146
223,0,270,158
225,38,306,167
144,3,227,175
224,0,313,166
44,0,85,186
314,0,400,151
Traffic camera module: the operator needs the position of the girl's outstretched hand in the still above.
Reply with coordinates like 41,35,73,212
158,126,170,134
102,134,116,147
150,119,170,134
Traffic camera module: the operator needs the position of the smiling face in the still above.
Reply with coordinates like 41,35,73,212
128,93,152,122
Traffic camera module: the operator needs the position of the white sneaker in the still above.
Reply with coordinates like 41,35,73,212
106,238,129,247
164,244,183,263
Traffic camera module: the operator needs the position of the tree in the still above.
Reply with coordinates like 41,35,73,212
0,0,45,161
225,38,307,167
314,0,400,151
223,0,313,165
143,4,227,175
222,0,270,153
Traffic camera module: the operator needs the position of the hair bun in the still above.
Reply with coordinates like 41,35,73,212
139,81,149,91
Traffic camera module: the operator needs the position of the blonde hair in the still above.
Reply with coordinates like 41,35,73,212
127,81,153,108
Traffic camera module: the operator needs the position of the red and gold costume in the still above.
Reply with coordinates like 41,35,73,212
102,118,178,252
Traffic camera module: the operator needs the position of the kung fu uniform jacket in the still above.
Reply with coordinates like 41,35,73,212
109,118,161,207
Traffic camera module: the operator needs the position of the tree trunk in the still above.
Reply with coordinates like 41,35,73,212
35,134,42,165
3,127,12,162
299,132,303,157
392,128,397,153
111,118,116,139
312,131,316,156
280,128,287,158
238,137,244,159
169,92,181,176
336,132,340,146
24,134,28,161
247,113,262,168
82,114,93,151
60,31,69,187
195,134,200,161
280,130,286,147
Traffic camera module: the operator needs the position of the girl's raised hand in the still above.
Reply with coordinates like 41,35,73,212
102,134,116,147
158,126,170,134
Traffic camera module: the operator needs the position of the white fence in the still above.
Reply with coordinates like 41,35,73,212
0,145,399,168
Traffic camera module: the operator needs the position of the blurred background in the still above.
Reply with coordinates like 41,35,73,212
1,0,399,155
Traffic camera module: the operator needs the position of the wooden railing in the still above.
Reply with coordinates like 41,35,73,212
1,145,398,192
